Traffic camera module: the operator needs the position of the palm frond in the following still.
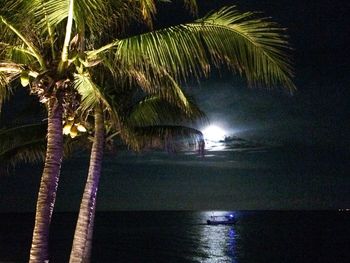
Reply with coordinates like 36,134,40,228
34,0,69,30
116,24,209,82
195,6,295,90
0,1,38,30
128,125,204,152
138,0,157,26
0,122,81,175
59,0,75,68
126,68,191,110
85,40,119,59
74,72,99,116
0,62,22,74
105,62,203,117
0,123,47,173
73,72,114,120
33,0,110,35
87,51,194,114
0,15,46,69
183,0,198,15
104,83,205,154
115,6,295,91
0,63,22,112
127,94,205,128
4,44,38,65
0,73,16,112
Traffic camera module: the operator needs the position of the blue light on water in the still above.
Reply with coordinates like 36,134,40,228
198,212,238,262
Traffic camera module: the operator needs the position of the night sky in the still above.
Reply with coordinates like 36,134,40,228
0,0,349,212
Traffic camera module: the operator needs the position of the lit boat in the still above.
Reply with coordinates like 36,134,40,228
206,214,237,225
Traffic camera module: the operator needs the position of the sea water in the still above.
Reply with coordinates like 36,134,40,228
1,142,349,262
0,210,349,262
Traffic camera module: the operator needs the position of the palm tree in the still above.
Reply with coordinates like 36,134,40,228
1,0,295,261
0,0,154,260
68,3,296,261
0,76,204,263
0,1,113,261
69,65,206,262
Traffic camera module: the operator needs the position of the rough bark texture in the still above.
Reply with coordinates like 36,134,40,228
29,98,63,263
69,105,104,263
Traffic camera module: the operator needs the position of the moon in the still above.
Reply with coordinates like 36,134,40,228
202,125,226,142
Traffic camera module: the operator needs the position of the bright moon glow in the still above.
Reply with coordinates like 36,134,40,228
202,125,226,141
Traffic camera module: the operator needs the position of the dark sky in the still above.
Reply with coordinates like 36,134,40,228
0,0,349,212
183,0,350,147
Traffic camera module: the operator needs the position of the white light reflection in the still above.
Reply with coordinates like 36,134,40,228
195,211,239,262
202,125,226,142
201,125,227,151
201,125,237,152
204,141,227,152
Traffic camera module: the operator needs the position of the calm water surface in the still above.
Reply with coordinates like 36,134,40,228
0,211,349,262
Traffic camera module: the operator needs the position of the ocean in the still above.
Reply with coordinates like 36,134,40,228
0,210,349,262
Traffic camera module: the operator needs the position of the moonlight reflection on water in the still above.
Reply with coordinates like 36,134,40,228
195,212,238,263
202,125,228,151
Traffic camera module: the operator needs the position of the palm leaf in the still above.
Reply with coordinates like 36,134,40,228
0,123,47,173
128,0,198,28
4,45,38,65
28,0,109,33
125,68,192,111
74,72,100,116
196,7,295,89
0,122,82,175
100,60,202,116
127,94,205,128
129,125,203,152
115,6,295,91
0,63,22,112
105,85,205,153
73,72,115,121
0,74,17,112
139,0,157,26
183,0,198,15
59,0,75,68
0,15,46,69
31,0,139,38
81,53,202,123
138,0,198,23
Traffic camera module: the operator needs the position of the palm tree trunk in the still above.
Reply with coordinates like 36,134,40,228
29,98,63,263
69,105,104,263
81,206,95,262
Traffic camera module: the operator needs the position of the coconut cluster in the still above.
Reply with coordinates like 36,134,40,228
63,116,87,138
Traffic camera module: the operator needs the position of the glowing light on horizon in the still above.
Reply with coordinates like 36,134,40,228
202,125,226,142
